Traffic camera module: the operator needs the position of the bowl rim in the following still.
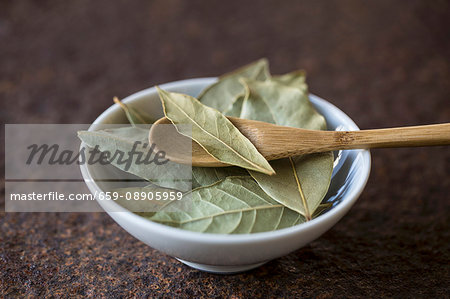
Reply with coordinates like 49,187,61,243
80,77,371,244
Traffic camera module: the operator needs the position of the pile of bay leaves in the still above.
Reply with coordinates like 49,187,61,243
78,59,335,234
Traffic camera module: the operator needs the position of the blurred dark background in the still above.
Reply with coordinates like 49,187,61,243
1,0,449,297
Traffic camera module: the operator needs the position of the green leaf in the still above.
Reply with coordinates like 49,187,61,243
198,58,270,113
113,184,179,216
149,177,304,234
194,59,271,185
272,70,308,92
192,166,249,188
78,126,192,191
240,78,327,130
197,94,247,187
250,153,334,219
113,97,156,125
156,87,275,175
312,203,334,218
223,94,245,117
240,78,334,219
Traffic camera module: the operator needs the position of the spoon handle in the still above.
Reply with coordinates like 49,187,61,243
316,123,450,152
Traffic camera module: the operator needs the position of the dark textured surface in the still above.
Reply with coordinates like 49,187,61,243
1,0,449,297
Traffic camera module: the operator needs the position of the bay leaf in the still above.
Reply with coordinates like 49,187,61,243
194,59,270,185
240,79,334,219
198,58,270,113
78,126,192,191
149,177,304,234
240,78,327,130
272,70,308,92
113,184,179,215
192,166,249,188
196,93,248,187
156,87,275,175
312,203,333,218
250,153,334,219
113,97,156,125
223,94,245,117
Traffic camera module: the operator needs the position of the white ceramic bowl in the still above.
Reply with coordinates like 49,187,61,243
80,78,371,274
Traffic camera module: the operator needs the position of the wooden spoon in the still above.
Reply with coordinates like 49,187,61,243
149,117,450,167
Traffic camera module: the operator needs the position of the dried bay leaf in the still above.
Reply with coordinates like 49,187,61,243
250,154,333,219
198,58,270,113
78,127,192,191
241,78,327,130
113,97,156,125
157,87,275,175
149,177,304,234
272,70,308,92
240,79,334,219
312,203,334,218
192,166,249,188
113,184,177,216
195,59,271,184
223,94,245,117
196,93,248,186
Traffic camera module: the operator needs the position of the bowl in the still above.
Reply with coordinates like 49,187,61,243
80,78,371,274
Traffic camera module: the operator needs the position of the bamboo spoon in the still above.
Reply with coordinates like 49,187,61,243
149,117,450,167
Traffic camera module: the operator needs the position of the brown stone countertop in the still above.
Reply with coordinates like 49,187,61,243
1,0,449,297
